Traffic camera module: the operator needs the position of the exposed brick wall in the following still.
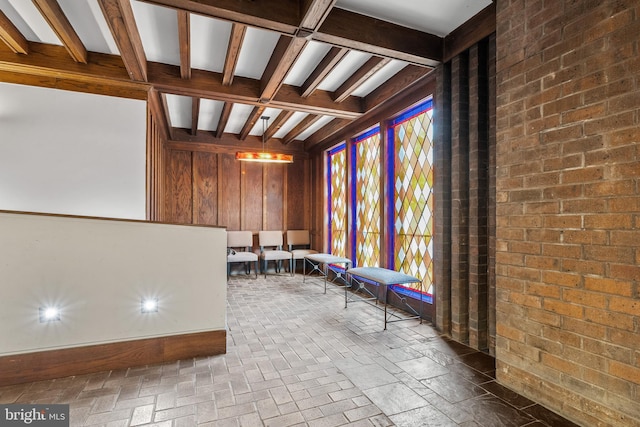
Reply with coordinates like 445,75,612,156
434,38,495,352
495,1,640,425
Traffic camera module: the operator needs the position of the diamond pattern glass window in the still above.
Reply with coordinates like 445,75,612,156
353,128,381,267
328,144,347,257
389,100,434,295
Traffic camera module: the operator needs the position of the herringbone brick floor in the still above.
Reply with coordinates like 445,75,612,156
0,274,578,426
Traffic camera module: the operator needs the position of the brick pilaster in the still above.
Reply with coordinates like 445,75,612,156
434,62,452,334
451,52,470,343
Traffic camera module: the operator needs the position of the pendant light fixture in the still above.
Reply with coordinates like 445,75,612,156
236,116,294,164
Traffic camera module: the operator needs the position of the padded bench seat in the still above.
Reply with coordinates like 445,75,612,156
346,267,423,330
303,253,352,293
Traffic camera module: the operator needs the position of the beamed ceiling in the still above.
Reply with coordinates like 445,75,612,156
0,0,495,153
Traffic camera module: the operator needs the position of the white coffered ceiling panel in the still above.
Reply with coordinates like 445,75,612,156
284,41,332,87
0,0,60,44
336,0,492,36
317,50,371,92
132,0,179,66
273,112,309,139
165,94,192,129
58,0,117,54
351,60,408,97
297,115,335,141
235,26,280,79
190,13,231,73
198,99,225,132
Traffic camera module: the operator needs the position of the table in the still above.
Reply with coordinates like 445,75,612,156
303,253,352,293
345,266,423,330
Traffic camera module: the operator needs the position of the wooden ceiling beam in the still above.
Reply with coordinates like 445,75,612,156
303,117,351,150
0,10,29,54
139,0,299,34
0,42,148,96
167,128,306,156
98,0,148,81
299,0,337,31
140,0,442,65
159,92,174,140
239,105,266,141
0,41,361,118
258,0,338,102
222,23,245,86
0,69,148,99
332,56,391,103
191,97,199,135
215,101,233,138
177,10,190,79
264,110,294,141
32,0,87,63
260,35,307,102
363,65,433,112
315,8,442,67
149,62,363,119
300,46,347,97
148,88,170,139
282,114,321,145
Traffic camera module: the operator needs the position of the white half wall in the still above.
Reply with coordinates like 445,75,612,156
0,83,146,219
0,211,227,356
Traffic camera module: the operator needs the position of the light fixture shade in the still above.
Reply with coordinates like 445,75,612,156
235,152,294,163
236,116,294,164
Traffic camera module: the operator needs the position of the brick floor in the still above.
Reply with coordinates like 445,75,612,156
0,274,579,426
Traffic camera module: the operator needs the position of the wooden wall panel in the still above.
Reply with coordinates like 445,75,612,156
264,164,284,231
310,154,325,252
286,158,307,231
193,152,217,225
166,150,193,223
0,330,225,386
218,153,241,230
146,102,166,222
241,162,263,231
160,150,310,234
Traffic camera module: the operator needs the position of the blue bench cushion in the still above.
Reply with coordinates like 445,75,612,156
347,267,420,286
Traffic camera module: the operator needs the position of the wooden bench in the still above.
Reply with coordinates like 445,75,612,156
345,267,424,330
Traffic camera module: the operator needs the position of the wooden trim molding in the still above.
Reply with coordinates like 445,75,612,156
0,329,226,386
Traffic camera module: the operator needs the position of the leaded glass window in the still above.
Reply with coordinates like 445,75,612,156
389,100,434,295
328,144,347,257
353,128,381,267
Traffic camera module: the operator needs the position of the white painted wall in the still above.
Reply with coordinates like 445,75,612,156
0,83,146,219
0,212,227,356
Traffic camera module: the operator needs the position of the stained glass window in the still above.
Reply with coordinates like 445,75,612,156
328,144,347,257
389,100,434,295
353,128,381,267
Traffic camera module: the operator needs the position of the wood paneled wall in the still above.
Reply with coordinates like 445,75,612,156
146,99,166,221
163,149,312,235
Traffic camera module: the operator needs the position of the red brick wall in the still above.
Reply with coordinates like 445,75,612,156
434,36,495,352
495,1,640,425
